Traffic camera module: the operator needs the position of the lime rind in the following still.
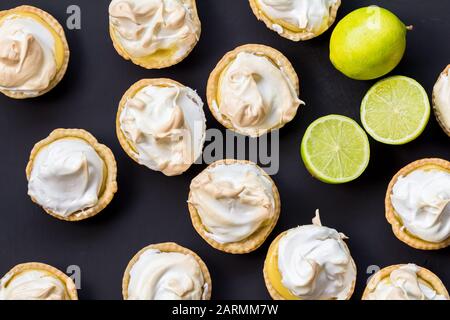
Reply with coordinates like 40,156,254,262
361,76,431,145
301,115,371,184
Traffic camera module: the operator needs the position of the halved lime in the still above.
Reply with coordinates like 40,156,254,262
301,115,370,184
361,76,430,145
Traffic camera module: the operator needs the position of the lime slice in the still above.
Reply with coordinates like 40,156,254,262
301,115,370,184
361,76,430,145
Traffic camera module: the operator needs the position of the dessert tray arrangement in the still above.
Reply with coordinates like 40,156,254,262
0,0,449,300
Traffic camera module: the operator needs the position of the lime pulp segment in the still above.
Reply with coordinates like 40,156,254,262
360,76,430,145
301,115,370,184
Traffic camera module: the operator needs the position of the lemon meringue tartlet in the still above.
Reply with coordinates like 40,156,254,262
109,0,201,69
433,65,450,136
188,159,281,254
26,129,118,221
117,78,206,176
264,211,356,300
0,5,69,99
207,44,303,137
122,242,212,300
0,262,78,300
249,0,341,41
386,158,450,250
362,264,449,300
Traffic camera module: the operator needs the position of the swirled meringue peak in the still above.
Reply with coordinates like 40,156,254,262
119,82,206,176
391,169,450,243
109,0,200,59
127,249,207,300
189,161,277,244
28,138,105,217
277,211,356,300
0,15,57,95
216,51,303,137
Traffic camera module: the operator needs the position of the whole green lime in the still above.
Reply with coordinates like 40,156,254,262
330,6,408,80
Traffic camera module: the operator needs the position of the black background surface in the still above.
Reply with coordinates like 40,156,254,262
0,0,448,300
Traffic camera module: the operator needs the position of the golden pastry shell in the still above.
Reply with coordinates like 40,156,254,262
1,262,78,300
362,264,449,300
122,242,212,300
385,158,450,250
188,159,281,254
109,0,201,69
26,128,118,222
206,44,300,137
116,78,204,176
0,5,70,99
248,0,341,41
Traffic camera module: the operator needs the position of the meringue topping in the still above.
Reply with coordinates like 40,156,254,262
189,162,276,243
366,264,448,300
28,138,105,217
127,249,207,300
391,169,450,243
433,68,450,131
0,270,69,300
216,52,303,137
0,15,57,95
119,83,206,176
256,0,338,34
109,0,200,58
277,212,356,300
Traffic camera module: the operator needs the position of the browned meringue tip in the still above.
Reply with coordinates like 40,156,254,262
26,129,118,222
385,158,450,250
248,0,341,41
188,159,281,254
109,0,201,69
206,44,300,137
362,264,449,300
432,64,450,137
1,262,78,300
122,242,212,300
0,5,70,99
